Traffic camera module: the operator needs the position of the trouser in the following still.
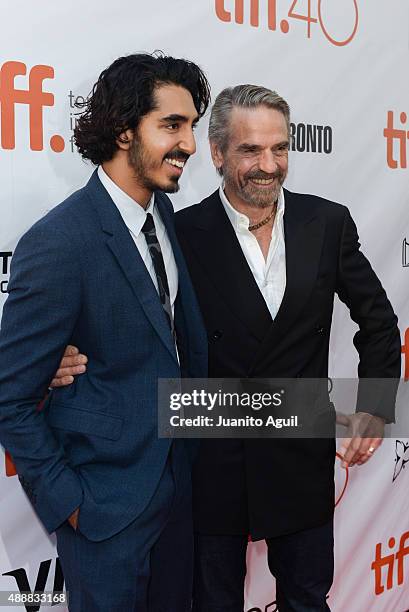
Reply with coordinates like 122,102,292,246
192,520,334,612
56,443,193,612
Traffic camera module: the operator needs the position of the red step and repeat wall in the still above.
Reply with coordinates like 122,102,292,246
0,1,408,610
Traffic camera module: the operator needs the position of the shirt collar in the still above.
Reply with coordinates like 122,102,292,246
219,182,285,233
97,165,155,237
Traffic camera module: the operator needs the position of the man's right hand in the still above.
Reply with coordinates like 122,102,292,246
68,507,80,530
50,345,88,388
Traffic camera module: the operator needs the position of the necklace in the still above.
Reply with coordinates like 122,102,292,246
248,206,276,231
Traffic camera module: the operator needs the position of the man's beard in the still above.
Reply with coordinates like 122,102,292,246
223,165,287,208
128,139,187,194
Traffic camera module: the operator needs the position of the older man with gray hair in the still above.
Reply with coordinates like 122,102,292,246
54,84,400,611
175,84,400,611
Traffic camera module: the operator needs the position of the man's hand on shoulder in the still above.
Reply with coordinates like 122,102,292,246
50,345,88,388
338,412,385,468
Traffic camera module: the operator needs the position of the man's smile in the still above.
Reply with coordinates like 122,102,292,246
164,157,186,169
249,177,276,186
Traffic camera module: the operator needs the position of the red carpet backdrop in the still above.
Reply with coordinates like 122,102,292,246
0,1,408,610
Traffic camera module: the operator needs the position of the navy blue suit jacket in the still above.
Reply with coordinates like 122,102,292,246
0,171,207,541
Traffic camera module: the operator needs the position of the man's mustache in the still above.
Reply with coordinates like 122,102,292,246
244,170,283,181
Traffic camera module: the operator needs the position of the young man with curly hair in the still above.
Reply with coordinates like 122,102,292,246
0,53,210,612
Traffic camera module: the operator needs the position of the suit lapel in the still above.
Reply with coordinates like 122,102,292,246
185,188,325,368
186,190,273,342
85,171,178,363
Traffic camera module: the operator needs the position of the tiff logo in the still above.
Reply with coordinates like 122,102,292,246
384,111,409,169
403,238,409,268
402,327,409,382
393,440,409,483
0,61,65,152
215,0,276,28
0,251,12,274
5,450,17,476
0,251,12,294
371,531,409,595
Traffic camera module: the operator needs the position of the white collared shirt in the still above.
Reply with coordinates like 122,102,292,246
219,184,286,320
98,166,178,316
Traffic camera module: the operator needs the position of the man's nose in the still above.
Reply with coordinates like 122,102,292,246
259,150,278,174
179,127,196,156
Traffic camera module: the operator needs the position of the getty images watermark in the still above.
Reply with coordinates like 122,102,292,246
158,378,406,439
168,387,294,429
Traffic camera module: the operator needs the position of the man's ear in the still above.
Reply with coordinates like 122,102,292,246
116,128,134,151
210,141,224,173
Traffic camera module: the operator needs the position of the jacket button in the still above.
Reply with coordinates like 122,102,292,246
212,330,223,341
316,326,324,334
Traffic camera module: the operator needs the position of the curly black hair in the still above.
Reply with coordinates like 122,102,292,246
74,51,211,165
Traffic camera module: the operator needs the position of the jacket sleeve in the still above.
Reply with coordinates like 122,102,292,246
336,207,401,422
0,222,84,533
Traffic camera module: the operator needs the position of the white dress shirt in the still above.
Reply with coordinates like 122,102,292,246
98,166,178,316
219,184,286,320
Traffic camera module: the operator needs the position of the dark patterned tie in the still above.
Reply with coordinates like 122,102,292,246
141,212,175,336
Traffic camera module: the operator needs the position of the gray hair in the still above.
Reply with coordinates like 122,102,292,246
208,84,291,156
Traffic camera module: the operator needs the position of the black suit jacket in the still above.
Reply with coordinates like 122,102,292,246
175,189,401,538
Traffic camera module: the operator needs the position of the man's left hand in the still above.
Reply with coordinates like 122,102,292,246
337,412,385,468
